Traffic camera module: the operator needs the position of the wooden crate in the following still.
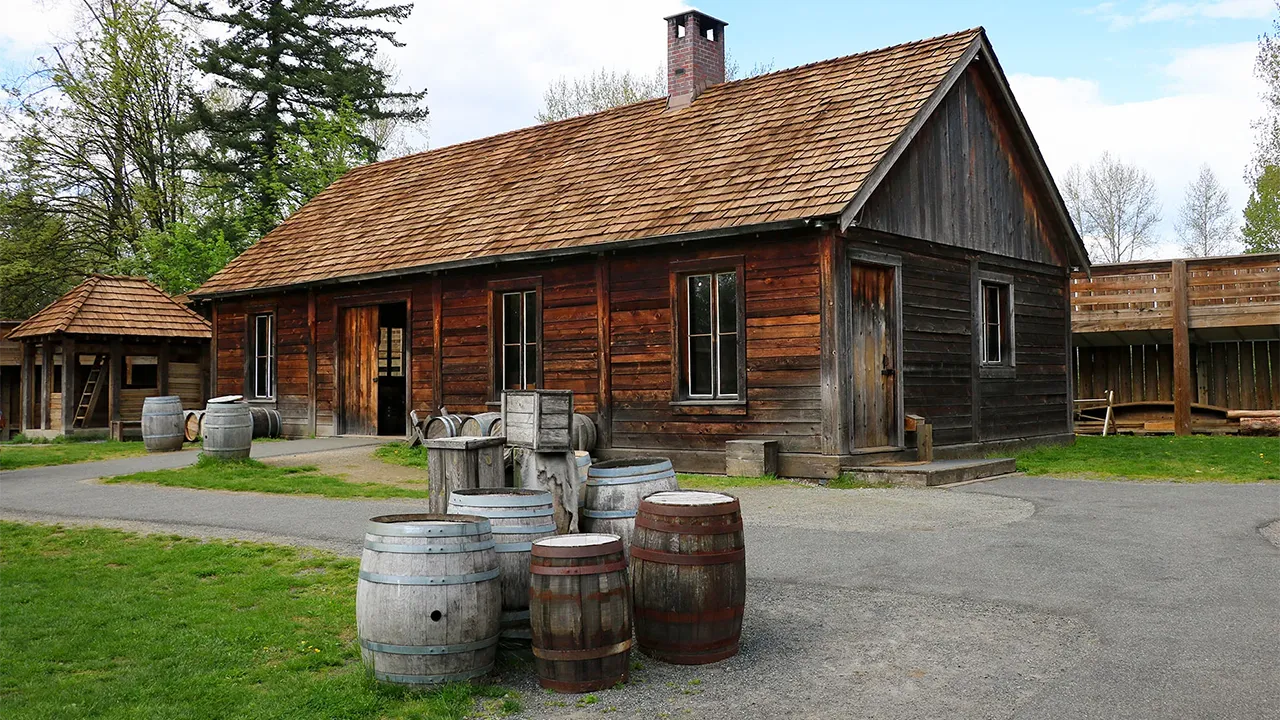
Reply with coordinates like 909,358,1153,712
501,390,573,451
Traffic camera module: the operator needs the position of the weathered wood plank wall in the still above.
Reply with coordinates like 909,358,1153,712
1076,340,1279,410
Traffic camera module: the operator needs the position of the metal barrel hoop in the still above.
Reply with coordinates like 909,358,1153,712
358,567,501,586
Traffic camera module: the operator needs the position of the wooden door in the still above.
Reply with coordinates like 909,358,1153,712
849,263,898,449
339,305,379,435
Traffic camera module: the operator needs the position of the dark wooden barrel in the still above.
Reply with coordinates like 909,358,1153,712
631,491,746,664
141,396,185,452
571,413,597,451
530,534,632,692
202,401,252,460
425,413,470,439
249,406,282,438
447,489,556,642
460,412,503,437
183,410,204,442
357,514,501,686
581,457,678,549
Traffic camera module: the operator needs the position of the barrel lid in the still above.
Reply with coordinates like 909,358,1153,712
645,490,734,506
367,513,492,537
143,395,182,403
448,488,552,507
640,490,740,517
532,533,623,558
207,394,244,404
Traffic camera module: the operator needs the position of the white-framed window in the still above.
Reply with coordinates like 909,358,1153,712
500,290,538,390
682,271,740,400
253,313,274,399
980,281,1013,366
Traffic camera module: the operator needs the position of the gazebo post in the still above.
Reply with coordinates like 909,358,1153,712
40,339,53,430
1171,260,1191,436
20,340,34,433
108,338,123,427
61,336,77,435
158,338,171,396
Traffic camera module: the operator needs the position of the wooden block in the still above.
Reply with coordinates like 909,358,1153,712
426,436,506,513
725,439,779,477
501,390,573,451
919,423,934,463
904,414,924,433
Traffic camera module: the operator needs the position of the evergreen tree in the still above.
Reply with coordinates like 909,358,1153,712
1242,164,1280,253
179,0,428,237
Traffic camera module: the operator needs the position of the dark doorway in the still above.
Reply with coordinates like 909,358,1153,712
376,302,407,436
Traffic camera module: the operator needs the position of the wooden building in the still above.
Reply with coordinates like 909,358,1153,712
0,320,20,440
1072,253,1280,434
5,275,212,438
190,18,1088,477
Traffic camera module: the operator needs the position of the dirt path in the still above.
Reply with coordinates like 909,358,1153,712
259,444,430,489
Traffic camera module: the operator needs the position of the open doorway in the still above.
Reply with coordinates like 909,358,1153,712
339,301,407,436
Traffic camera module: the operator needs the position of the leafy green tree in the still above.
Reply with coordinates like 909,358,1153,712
1242,164,1280,253
178,0,428,237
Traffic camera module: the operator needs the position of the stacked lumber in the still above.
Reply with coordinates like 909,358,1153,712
1229,410,1280,437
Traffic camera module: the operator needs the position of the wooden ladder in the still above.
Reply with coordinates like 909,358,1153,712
73,354,108,428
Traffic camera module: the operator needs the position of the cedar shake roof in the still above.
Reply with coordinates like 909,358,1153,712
194,28,986,297
6,275,213,340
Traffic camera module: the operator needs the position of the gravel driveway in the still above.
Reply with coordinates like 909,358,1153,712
2,443,1277,719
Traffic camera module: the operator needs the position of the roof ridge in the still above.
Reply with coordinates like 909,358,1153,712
57,275,98,332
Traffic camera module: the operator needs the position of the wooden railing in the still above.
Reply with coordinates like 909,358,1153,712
1071,253,1279,334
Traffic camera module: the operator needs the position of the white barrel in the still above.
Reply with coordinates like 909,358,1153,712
571,414,598,451
357,514,501,686
460,412,503,437
582,457,678,551
141,396,185,452
447,489,556,641
202,401,252,460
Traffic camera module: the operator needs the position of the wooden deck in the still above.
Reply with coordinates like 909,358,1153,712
1071,254,1279,342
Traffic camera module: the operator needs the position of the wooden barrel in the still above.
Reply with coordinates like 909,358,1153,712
460,412,503,437
202,401,252,460
249,406,282,438
357,514,501,686
141,396,185,452
530,534,632,692
631,491,746,664
571,413,597,451
447,489,556,641
425,413,470,439
183,410,204,442
581,457,678,549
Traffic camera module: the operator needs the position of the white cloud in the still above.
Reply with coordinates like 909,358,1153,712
386,0,688,149
1086,0,1274,30
0,0,75,56
1011,41,1264,259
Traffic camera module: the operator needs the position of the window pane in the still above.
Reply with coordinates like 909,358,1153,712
255,357,268,397
503,293,520,344
985,323,1000,363
690,335,713,395
503,346,521,389
525,344,537,389
524,291,537,343
716,272,737,331
718,333,738,396
688,275,712,335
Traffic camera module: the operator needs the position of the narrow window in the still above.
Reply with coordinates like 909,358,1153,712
379,327,404,378
683,270,740,400
253,313,274,399
980,282,1012,366
500,290,538,390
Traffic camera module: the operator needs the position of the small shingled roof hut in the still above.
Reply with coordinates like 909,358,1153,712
5,275,212,438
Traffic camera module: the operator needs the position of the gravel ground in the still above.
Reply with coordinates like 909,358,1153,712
733,485,1034,532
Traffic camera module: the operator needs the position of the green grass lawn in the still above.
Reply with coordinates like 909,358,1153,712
0,438,151,471
1016,435,1278,482
676,473,799,490
0,522,515,719
107,456,432,499
374,441,429,469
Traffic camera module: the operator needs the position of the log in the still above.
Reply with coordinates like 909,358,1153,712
1227,410,1280,419
425,437,506,514
1239,417,1280,436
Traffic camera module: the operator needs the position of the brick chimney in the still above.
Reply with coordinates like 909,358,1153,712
664,11,727,108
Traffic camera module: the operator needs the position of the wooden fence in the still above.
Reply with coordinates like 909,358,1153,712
1076,340,1279,410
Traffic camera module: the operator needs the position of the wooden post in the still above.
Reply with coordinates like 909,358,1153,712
969,257,983,442
61,337,77,434
307,289,317,437
425,436,505,514
595,254,612,449
431,274,443,412
919,423,934,463
210,304,219,397
108,339,123,424
157,339,171,396
40,340,53,430
20,340,34,433
1172,260,1191,436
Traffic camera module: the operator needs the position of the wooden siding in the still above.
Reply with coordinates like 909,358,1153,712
1077,340,1279,411
859,65,1065,268
215,303,246,397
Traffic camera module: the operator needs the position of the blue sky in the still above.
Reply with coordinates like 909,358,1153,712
1,0,1274,259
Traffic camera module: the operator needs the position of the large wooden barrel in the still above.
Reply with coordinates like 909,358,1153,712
183,410,204,442
447,488,556,641
571,414,597,451
202,401,252,460
631,491,746,664
581,457,678,549
425,413,470,439
141,396,185,452
530,534,632,692
357,514,501,686
460,412,503,437
248,406,282,438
